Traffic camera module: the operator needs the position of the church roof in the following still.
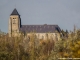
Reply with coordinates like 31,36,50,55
19,24,61,33
11,8,19,15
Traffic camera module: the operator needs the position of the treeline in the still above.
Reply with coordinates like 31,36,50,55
0,29,80,60
0,33,55,60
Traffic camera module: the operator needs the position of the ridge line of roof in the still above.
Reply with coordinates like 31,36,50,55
22,25,58,26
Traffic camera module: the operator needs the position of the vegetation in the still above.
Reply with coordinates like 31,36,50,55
0,29,80,60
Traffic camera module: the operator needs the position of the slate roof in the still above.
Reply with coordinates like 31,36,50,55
19,24,61,33
11,8,19,15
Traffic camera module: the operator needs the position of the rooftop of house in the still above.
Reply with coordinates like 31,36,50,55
10,8,19,15
19,24,61,33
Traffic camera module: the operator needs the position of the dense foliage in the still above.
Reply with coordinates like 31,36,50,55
0,29,80,60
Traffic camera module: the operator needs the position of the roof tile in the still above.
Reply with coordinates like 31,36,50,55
19,25,61,33
11,8,19,15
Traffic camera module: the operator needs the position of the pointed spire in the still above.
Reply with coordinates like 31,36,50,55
11,8,19,15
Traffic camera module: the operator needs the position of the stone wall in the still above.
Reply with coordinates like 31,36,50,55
27,33,60,40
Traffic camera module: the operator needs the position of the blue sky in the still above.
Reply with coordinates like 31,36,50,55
0,0,80,33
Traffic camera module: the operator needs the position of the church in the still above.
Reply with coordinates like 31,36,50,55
8,8,61,40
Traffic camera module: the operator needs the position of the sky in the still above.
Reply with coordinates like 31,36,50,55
0,0,80,33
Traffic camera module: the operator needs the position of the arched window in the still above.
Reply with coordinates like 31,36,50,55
13,18,16,24
42,36,44,39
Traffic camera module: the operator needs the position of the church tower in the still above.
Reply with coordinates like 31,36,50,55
9,8,21,37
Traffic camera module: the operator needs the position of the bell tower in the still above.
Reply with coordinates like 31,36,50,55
9,8,21,37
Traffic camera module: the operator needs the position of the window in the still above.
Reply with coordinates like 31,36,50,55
55,33,57,37
42,36,44,39
13,18,16,19
13,20,16,24
13,18,16,24
38,34,39,37
46,34,48,37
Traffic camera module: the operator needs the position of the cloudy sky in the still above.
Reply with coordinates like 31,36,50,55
0,0,80,33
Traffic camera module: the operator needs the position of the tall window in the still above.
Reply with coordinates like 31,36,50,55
13,18,16,24
42,36,44,39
